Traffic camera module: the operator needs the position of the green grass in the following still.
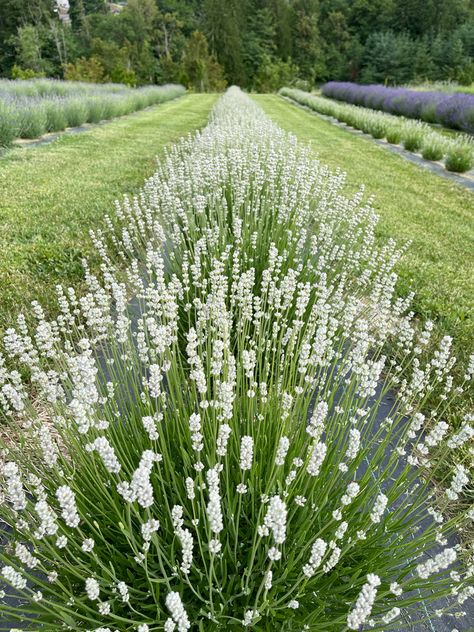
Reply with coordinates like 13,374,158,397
254,95,474,379
0,93,217,334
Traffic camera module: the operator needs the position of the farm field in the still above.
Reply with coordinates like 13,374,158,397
0,93,217,333
255,94,474,373
2,0,474,626
2,92,472,371
1,87,473,631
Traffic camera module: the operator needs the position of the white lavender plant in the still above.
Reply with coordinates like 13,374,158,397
0,88,472,631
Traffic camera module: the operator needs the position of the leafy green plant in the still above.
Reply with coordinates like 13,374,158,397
421,134,447,161
445,142,474,172
385,125,402,144
402,124,425,151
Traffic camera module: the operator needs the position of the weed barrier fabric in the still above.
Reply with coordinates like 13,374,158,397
281,96,474,193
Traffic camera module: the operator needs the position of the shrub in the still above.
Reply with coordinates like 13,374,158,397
342,111,359,128
86,97,106,124
110,65,137,87
43,98,67,132
64,98,91,127
365,117,388,138
0,88,472,632
254,54,299,92
385,125,402,144
63,56,107,83
402,124,425,151
16,101,47,138
419,102,438,123
120,95,138,115
0,101,18,146
421,134,447,161
99,98,116,120
290,78,312,92
11,64,45,80
445,142,474,172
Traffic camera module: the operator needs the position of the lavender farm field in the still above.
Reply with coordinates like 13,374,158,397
0,88,472,632
1,0,474,628
281,87,474,173
257,93,474,371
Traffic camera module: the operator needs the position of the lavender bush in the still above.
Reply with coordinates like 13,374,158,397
0,88,473,631
0,80,185,146
321,82,474,135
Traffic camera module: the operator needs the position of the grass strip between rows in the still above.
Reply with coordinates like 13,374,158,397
0,93,218,334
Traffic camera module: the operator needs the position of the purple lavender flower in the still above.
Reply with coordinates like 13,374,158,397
322,82,474,134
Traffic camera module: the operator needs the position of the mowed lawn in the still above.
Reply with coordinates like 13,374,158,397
255,94,474,373
0,93,217,333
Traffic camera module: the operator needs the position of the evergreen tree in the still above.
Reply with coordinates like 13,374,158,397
349,0,395,41
290,0,326,83
412,38,435,82
320,9,352,81
242,4,276,84
268,0,292,60
360,31,417,85
203,0,245,84
181,30,226,92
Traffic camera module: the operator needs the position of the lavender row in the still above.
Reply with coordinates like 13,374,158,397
0,81,186,147
321,82,474,135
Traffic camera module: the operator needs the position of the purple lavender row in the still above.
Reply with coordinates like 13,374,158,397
321,82,474,135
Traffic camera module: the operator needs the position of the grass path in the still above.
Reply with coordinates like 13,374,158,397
0,93,217,332
255,94,474,369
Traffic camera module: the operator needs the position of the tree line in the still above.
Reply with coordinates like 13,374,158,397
1,0,474,90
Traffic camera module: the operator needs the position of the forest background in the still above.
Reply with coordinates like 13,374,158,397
1,0,474,91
